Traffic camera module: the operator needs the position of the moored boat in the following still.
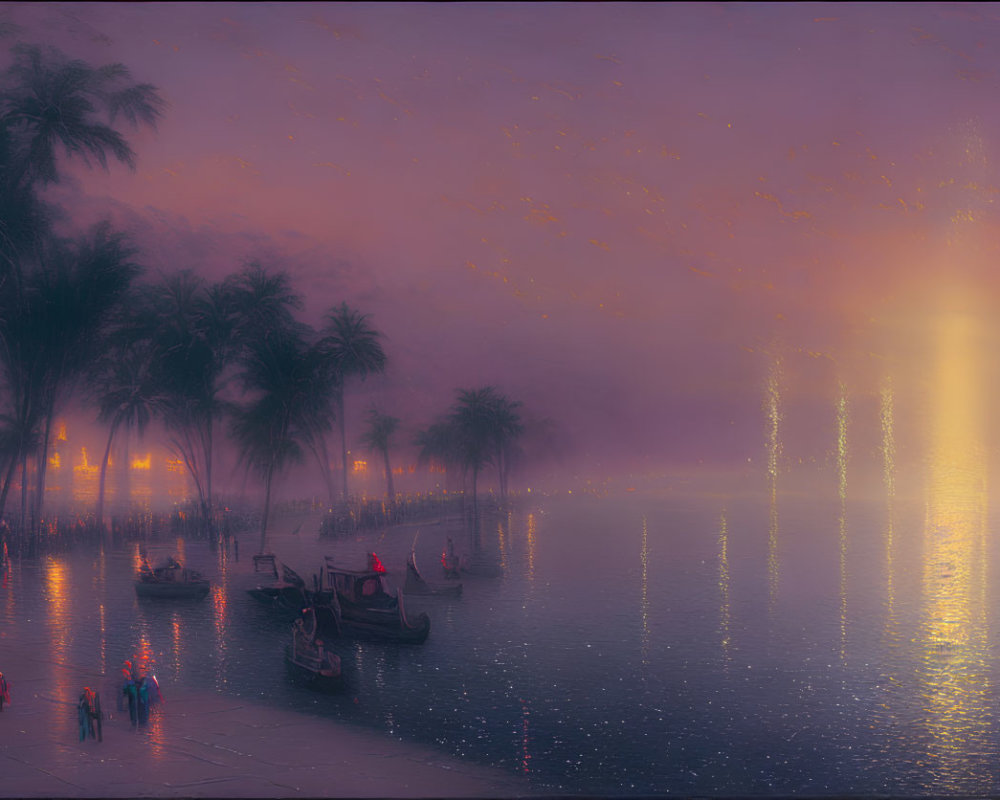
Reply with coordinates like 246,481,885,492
405,551,462,597
315,554,431,644
247,560,309,616
135,557,210,600
285,609,342,691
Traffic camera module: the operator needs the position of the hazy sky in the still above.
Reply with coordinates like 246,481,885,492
6,2,1000,482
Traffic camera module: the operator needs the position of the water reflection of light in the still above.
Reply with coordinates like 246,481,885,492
212,582,229,690
919,308,990,790
526,513,536,585
639,516,649,667
836,382,848,662
520,698,532,774
171,611,182,680
719,508,730,663
44,556,71,658
880,376,898,638
498,521,508,574
765,353,781,609
43,555,73,740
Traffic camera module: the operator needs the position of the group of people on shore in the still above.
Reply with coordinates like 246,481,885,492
76,658,163,743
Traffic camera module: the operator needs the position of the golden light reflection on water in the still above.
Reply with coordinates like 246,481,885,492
836,382,848,662
919,308,991,788
171,611,182,680
639,515,649,667
765,353,781,609
43,555,73,740
526,513,536,585
212,582,229,691
498,521,508,574
880,376,898,641
719,508,730,664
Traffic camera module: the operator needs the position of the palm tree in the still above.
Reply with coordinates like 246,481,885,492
447,388,500,519
319,303,386,503
92,339,161,529
0,43,164,190
30,224,141,525
231,324,330,554
0,44,162,531
481,388,523,501
359,407,399,499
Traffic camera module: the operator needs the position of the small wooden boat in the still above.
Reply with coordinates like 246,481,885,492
135,557,210,600
405,551,462,597
315,555,430,644
247,561,309,616
284,609,342,691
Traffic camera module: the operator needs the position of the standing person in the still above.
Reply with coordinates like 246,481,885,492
123,676,138,729
137,677,149,726
0,672,9,711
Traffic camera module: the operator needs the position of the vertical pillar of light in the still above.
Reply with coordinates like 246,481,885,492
765,353,781,610
918,308,990,788
880,376,898,639
44,555,73,740
640,515,649,668
836,382,849,662
498,520,508,574
719,507,731,665
521,697,532,774
212,564,229,692
526,512,536,586
95,548,107,677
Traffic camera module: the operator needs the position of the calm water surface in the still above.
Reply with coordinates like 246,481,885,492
3,482,1000,796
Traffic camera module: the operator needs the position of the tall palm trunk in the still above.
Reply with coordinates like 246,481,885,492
96,418,120,529
381,444,394,498
336,387,348,501
32,410,53,527
259,463,274,555
0,452,18,522
19,453,29,532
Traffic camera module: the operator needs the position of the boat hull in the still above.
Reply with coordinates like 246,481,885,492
135,581,210,600
283,645,342,691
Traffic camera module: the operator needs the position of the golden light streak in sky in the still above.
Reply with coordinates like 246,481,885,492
918,305,991,789
836,381,848,663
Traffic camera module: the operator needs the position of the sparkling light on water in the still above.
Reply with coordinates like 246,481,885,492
919,307,990,789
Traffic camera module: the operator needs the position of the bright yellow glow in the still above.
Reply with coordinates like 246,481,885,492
353,459,368,473
48,452,61,470
74,447,99,475
131,454,151,470
165,458,185,473
56,422,67,442
919,307,990,784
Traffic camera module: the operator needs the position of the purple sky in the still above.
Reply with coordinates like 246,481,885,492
6,2,1000,485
